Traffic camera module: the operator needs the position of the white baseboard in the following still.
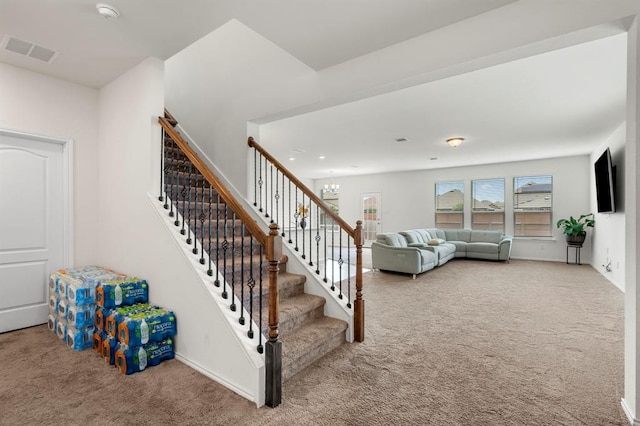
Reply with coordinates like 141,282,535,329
621,398,637,425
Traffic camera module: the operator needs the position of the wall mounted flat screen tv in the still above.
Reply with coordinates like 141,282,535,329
594,147,616,213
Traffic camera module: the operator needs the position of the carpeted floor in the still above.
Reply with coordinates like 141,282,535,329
0,259,625,425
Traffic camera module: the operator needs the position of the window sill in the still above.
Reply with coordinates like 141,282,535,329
513,236,556,241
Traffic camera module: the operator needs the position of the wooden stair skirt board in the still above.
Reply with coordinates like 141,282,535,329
162,127,348,386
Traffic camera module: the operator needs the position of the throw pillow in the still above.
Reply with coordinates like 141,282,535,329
428,239,440,246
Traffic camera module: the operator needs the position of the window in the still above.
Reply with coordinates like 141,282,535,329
471,178,504,232
513,175,552,237
435,181,464,229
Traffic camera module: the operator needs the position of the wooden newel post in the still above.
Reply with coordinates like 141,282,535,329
354,220,365,342
265,223,282,408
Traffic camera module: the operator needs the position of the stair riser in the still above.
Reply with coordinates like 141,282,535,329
278,305,324,337
282,331,346,382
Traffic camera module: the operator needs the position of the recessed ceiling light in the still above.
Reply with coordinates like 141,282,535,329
96,3,120,19
288,157,295,161
319,155,326,160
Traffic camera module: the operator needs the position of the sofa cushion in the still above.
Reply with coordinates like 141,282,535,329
443,229,471,242
470,230,502,244
399,230,423,245
414,229,432,243
376,233,408,248
426,228,447,240
467,242,499,254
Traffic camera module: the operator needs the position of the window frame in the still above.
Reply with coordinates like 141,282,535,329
513,175,553,237
471,178,505,232
434,181,464,229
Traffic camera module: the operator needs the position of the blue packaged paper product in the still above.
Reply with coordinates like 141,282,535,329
58,300,69,320
47,314,57,332
66,326,94,351
118,309,176,347
48,295,59,314
115,339,175,375
48,274,58,295
96,279,148,309
63,276,96,306
56,318,68,342
105,303,155,338
67,304,95,329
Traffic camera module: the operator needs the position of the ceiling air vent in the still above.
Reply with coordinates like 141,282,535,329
1,35,58,64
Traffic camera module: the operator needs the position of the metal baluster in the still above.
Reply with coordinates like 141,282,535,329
168,142,175,218
338,231,344,299
253,149,257,207
162,137,169,210
186,163,193,245
239,224,246,326
221,203,229,299
214,194,221,287
180,160,187,235
281,174,286,238
301,193,306,260
174,158,181,227
308,200,313,266
247,236,254,337
315,204,320,274
258,153,264,213
274,170,279,226
330,222,336,291
294,188,299,251
207,186,213,276
257,245,264,354
347,237,352,308
192,173,199,255
159,128,165,202
199,177,206,264
230,212,237,312
323,215,328,282
267,165,273,221
287,181,292,243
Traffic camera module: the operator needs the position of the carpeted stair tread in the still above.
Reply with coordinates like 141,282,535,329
281,316,348,381
278,294,325,336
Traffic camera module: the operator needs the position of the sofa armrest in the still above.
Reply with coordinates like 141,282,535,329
498,235,513,260
371,242,424,274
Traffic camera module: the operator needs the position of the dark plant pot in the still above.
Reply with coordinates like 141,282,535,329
299,218,307,229
566,233,586,246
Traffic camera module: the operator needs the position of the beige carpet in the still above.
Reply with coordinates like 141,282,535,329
0,259,625,425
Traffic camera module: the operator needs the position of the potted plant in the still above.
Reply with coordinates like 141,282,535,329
556,213,595,246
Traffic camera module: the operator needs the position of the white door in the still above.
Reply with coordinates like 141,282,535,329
361,192,381,247
0,130,69,333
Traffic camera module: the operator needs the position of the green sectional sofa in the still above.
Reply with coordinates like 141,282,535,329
372,228,512,278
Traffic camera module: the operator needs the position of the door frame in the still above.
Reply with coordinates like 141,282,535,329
0,128,74,268
360,192,381,246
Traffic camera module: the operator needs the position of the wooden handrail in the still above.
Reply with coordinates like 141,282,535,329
159,117,268,246
248,137,355,238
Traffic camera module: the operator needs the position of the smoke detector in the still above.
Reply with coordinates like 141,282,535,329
96,3,120,19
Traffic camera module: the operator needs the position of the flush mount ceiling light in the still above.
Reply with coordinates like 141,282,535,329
446,137,464,148
96,3,120,19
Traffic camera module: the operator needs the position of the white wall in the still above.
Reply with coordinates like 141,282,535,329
590,124,626,290
0,62,99,266
315,155,591,263
165,19,319,195
96,58,264,405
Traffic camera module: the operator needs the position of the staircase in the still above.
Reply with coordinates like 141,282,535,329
159,111,347,391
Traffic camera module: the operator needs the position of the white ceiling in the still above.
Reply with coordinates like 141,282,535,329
0,0,515,88
0,1,629,180
259,33,627,179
